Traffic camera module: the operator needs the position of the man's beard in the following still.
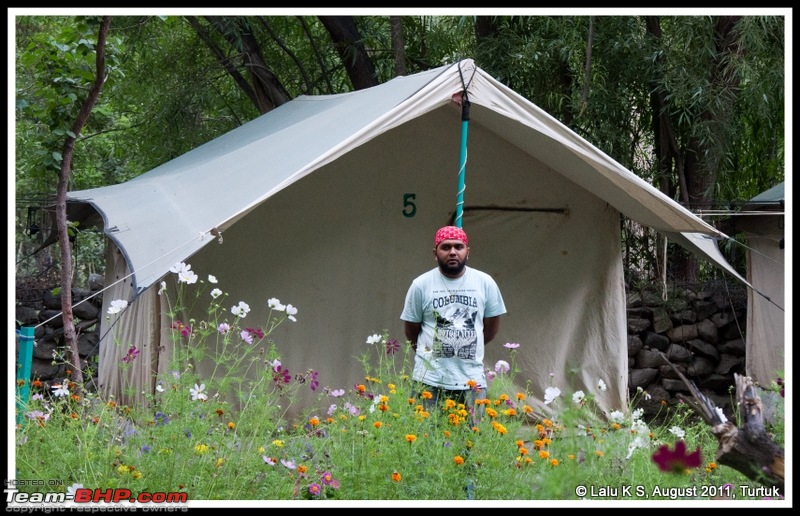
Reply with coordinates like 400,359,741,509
437,256,466,277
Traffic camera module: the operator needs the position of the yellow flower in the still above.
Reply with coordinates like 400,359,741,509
405,434,417,443
522,404,533,413
194,444,210,454
453,455,465,465
443,430,451,438
380,395,389,403
359,415,367,421
272,440,284,447
117,465,131,474
227,421,236,430
257,447,265,454
503,408,517,417
132,471,143,479
326,417,335,424
215,458,225,468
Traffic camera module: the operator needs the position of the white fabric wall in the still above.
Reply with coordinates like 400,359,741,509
160,106,631,421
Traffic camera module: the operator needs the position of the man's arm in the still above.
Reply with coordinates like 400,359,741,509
404,321,421,350
483,316,501,344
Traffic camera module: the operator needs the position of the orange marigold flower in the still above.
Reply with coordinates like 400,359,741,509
503,408,517,417
227,421,236,430
453,455,465,465
611,423,621,430
380,395,389,403
595,450,605,457
542,437,552,445
444,399,456,409
492,422,508,435
516,392,526,400
70,413,79,419
550,459,559,467
326,417,335,424
405,434,417,443
391,471,401,483
297,465,308,474
466,379,477,389
216,409,224,417
707,462,717,470
17,380,25,387
68,381,76,389
421,391,433,400
107,401,117,408
519,447,529,456
533,439,544,450
378,403,389,412
498,393,509,401
71,394,81,401
374,421,383,429
486,408,498,418
542,419,554,427
309,417,320,426
443,430,451,438
32,379,43,388
475,398,491,406
65,369,72,376
356,384,366,393
407,398,416,405
91,416,100,424
539,450,550,460
515,439,525,447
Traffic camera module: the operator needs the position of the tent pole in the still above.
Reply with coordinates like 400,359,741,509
16,326,35,425
455,94,470,229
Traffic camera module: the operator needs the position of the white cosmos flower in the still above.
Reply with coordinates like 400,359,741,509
572,390,586,405
714,406,728,423
366,334,382,345
107,299,128,315
285,304,298,322
544,386,561,405
231,301,251,318
609,410,625,423
208,275,218,284
268,298,285,311
52,381,70,397
597,379,607,392
210,288,222,299
669,426,685,439
158,281,167,295
190,383,208,401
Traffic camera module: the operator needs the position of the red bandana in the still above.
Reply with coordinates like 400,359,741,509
434,226,468,248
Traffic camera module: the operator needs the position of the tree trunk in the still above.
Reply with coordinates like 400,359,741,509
56,16,112,392
318,16,379,90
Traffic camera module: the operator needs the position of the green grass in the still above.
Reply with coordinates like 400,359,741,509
13,269,786,506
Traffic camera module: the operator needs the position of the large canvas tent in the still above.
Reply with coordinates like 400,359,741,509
64,59,745,420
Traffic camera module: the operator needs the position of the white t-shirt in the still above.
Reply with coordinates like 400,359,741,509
400,266,507,389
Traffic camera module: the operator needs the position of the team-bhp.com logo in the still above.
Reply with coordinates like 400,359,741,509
6,483,188,510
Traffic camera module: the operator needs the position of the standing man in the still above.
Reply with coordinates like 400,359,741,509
401,225,507,422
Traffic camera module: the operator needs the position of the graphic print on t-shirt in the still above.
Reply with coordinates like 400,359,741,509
432,307,478,359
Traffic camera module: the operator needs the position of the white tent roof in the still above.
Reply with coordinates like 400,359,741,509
67,59,743,294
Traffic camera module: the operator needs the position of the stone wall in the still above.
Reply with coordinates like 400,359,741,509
14,274,104,391
626,281,749,422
